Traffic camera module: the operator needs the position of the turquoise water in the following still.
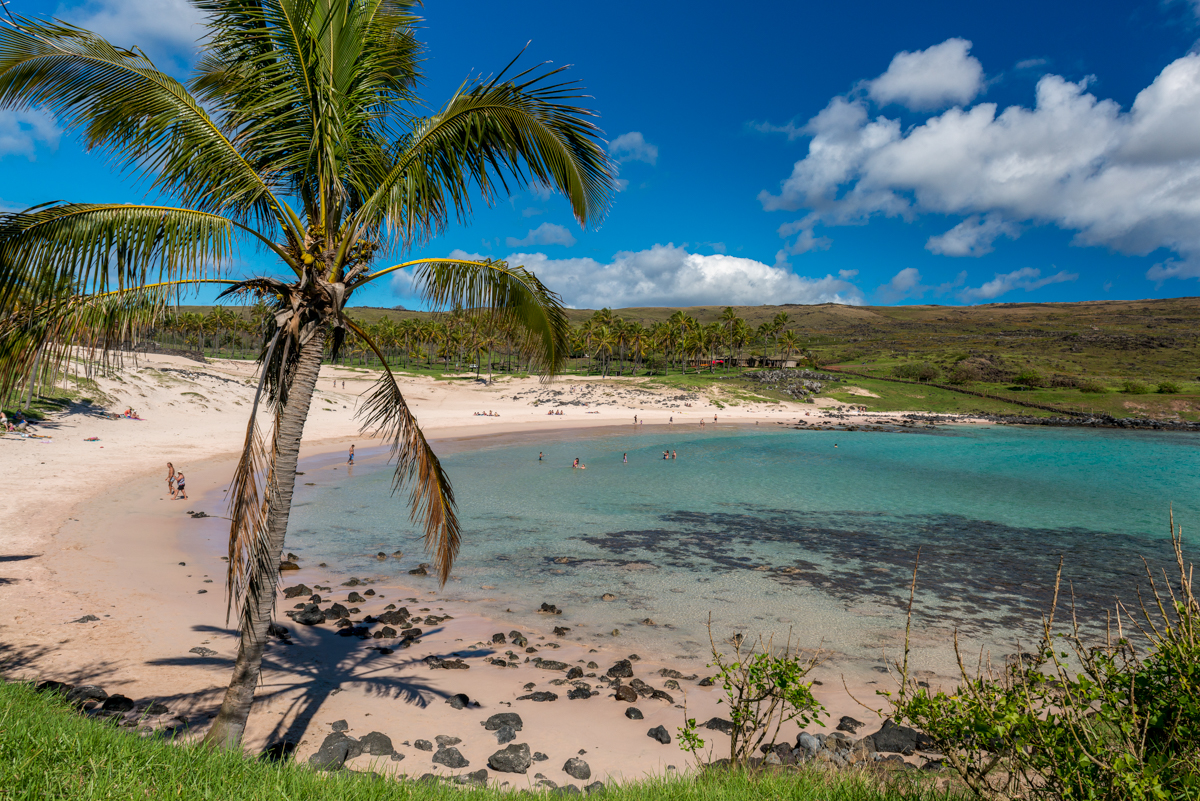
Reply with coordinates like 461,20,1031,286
286,424,1200,673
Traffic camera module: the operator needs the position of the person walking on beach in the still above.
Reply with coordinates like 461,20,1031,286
166,462,176,499
175,472,188,501
347,444,355,465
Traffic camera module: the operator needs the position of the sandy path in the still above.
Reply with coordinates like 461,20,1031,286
0,353,953,786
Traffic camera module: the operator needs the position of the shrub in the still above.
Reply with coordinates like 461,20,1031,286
947,364,982,385
1012,369,1044,388
679,618,825,767
887,518,1200,801
1121,379,1150,394
1078,379,1108,393
1158,381,1182,394
893,363,940,383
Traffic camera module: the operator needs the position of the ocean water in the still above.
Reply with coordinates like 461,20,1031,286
286,424,1200,674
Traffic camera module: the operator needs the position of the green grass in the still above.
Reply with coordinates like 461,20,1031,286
0,680,954,801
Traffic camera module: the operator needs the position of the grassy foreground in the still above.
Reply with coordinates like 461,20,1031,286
0,680,954,801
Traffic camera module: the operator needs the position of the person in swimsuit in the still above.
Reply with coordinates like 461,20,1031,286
348,444,355,465
623,453,627,463
166,462,176,499
539,452,544,461
672,450,677,460
175,472,187,500
573,458,579,468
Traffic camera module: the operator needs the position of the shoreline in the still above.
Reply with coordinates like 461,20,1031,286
3,352,1188,784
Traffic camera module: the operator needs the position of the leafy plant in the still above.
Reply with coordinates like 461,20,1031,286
1013,369,1045,388
894,363,941,383
1078,379,1109,394
883,517,1200,801
680,616,826,766
947,363,982,385
1122,379,1151,394
1158,381,1182,394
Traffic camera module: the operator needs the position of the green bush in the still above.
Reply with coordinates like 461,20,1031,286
893,363,940,382
1158,381,1182,394
1012,369,1044,388
1078,379,1108,393
1121,379,1150,394
946,364,982,385
679,620,825,767
887,519,1200,801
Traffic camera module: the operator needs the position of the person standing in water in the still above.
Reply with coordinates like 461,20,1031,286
175,472,187,501
348,444,355,465
539,452,544,461
166,462,176,499
623,453,627,463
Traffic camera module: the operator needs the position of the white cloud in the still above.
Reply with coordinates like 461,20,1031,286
1147,258,1200,283
876,267,927,303
958,267,1077,301
1015,58,1049,71
439,243,863,308
505,222,577,249
867,38,984,111
926,214,1018,256
0,109,61,159
521,207,544,218
608,132,658,166
760,49,1200,283
838,269,859,279
59,0,207,64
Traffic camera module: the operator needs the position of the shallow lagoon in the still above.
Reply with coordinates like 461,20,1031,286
287,424,1200,675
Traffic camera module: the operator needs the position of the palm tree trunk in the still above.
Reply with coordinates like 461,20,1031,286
203,328,326,750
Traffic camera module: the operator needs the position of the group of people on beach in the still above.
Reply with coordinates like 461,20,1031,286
165,463,187,500
0,410,29,433
546,409,563,415
474,410,500,417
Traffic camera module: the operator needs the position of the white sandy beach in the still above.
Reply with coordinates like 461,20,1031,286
0,353,959,786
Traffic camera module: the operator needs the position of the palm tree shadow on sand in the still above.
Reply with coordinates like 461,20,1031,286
147,622,486,758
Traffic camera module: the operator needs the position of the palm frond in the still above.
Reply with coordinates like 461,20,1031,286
0,278,232,399
347,317,460,584
0,16,285,229
0,203,237,314
224,328,281,632
351,62,615,251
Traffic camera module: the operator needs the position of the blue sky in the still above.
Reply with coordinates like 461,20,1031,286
4,0,1200,309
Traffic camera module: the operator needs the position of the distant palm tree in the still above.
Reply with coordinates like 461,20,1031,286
0,1,612,749
779,330,799,365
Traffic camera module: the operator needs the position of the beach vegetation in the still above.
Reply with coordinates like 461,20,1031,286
680,618,826,767
883,518,1200,801
0,0,614,749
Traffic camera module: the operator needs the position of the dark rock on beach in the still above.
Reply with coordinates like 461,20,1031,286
66,685,107,707
347,592,365,604
606,660,633,678
101,694,135,713
837,716,865,734
495,725,517,744
563,757,591,781
70,614,100,624
566,667,584,680
414,739,433,752
331,720,349,732
567,687,591,700
703,717,735,734
359,731,394,756
433,747,469,768
446,694,472,710
488,743,532,774
613,686,637,703
624,707,643,720
282,584,311,599
293,604,326,626
482,712,523,731
517,691,559,702
309,732,355,770
865,719,934,753
647,725,671,744
538,660,570,671
539,602,562,615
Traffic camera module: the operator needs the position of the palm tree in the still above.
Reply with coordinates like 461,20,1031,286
772,311,790,359
0,1,612,750
779,330,799,365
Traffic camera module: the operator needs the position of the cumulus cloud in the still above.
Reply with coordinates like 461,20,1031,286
958,267,1078,301
0,109,61,159
505,222,577,248
411,244,862,308
759,45,1200,283
926,214,1018,256
866,38,984,111
608,132,658,165
59,0,207,64
876,267,927,303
